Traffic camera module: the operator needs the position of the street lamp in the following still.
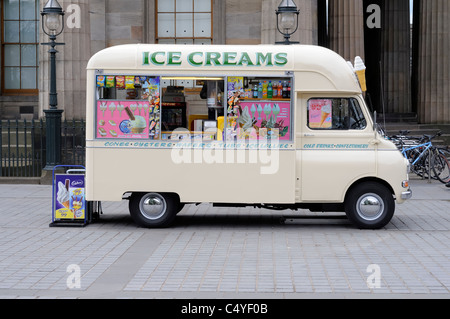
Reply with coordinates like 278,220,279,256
276,0,300,45
41,0,65,171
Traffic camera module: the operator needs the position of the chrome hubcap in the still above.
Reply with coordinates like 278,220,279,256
356,194,384,221
140,194,166,220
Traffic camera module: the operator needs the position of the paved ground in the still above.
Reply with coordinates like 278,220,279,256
0,178,449,300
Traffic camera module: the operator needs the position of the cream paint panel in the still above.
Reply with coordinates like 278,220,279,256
300,147,376,202
86,147,296,203
298,94,377,202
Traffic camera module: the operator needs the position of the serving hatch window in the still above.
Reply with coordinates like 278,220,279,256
307,98,367,131
95,75,161,140
94,74,294,142
226,76,293,142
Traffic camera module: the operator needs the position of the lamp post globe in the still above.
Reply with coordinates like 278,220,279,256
276,0,300,45
41,0,65,36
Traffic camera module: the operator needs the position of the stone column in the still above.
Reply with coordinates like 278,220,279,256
261,0,318,45
417,0,450,124
39,0,91,120
382,0,411,114
328,0,365,61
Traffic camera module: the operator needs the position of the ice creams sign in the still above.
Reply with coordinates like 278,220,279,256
142,51,289,68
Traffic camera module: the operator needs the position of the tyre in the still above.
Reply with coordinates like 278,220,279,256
345,182,395,229
432,152,450,184
129,192,179,228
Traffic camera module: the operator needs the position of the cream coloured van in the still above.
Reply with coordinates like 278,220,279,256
85,44,411,229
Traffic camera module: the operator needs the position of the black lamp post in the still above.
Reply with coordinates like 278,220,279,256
276,0,300,45
41,0,65,171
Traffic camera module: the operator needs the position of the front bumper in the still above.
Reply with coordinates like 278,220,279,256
401,189,412,200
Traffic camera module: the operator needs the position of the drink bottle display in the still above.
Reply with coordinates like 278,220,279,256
282,81,288,98
272,82,278,99
287,81,291,99
268,81,273,99
253,84,258,98
262,81,268,99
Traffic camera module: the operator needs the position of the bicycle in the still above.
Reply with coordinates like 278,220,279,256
432,145,450,184
393,131,450,183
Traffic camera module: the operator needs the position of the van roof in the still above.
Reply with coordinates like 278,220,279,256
87,44,362,93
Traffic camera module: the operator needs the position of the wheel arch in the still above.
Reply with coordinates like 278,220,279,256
345,177,395,202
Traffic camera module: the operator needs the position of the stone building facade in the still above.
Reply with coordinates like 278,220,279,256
0,0,449,124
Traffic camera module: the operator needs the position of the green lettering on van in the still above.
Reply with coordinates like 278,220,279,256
143,52,150,65
223,52,237,65
274,52,288,66
188,52,203,66
237,52,255,66
256,52,273,66
168,52,182,65
150,52,165,65
205,52,222,66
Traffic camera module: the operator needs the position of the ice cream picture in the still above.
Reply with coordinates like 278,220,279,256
143,103,149,116
320,104,332,128
257,104,263,120
125,107,147,134
57,180,70,209
130,104,138,115
251,104,257,118
273,104,281,121
117,103,124,117
238,106,255,131
109,102,116,117
72,196,84,218
263,104,272,120
100,102,107,117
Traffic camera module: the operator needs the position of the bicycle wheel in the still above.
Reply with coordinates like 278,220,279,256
432,152,450,183
414,149,434,179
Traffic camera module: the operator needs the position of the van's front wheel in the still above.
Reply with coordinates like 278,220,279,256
129,192,178,228
345,182,395,229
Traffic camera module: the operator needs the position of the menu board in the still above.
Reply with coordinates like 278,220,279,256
96,76,160,139
237,101,291,141
308,99,332,129
97,101,151,139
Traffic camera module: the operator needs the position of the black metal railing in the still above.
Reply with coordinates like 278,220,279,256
0,119,85,178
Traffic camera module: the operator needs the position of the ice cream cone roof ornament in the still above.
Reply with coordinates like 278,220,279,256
354,56,366,71
354,56,367,92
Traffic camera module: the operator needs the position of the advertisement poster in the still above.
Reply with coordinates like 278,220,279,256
97,100,152,139
309,99,332,129
54,174,86,220
227,77,244,93
238,101,291,140
96,76,161,140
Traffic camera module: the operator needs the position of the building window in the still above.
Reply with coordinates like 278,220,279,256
156,0,212,45
1,0,39,94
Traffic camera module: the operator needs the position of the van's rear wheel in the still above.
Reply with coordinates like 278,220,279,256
345,182,395,229
129,193,178,228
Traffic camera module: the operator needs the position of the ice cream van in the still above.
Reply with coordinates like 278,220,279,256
85,44,411,229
